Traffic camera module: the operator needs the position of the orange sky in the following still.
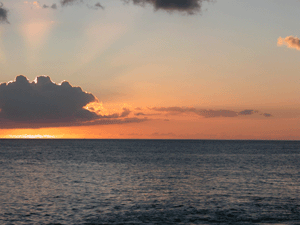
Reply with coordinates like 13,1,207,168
1,0,300,139
2,111,300,140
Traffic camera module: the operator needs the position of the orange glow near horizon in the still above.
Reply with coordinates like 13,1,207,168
1,115,300,140
5,134,57,139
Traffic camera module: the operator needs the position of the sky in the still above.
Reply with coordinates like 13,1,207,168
0,0,299,139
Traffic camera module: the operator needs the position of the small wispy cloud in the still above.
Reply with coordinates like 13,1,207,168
95,2,104,9
261,113,272,117
43,3,58,9
61,0,105,10
60,0,77,6
277,36,300,51
0,2,9,24
86,2,105,10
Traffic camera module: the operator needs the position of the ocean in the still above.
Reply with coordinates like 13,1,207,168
0,139,299,224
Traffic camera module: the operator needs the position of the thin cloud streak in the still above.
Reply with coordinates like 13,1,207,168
277,36,300,51
238,110,258,116
148,107,271,118
149,106,238,118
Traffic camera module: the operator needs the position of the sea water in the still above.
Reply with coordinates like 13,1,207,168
0,139,299,224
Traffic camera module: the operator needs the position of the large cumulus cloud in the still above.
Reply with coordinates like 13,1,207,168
0,75,98,123
0,75,144,128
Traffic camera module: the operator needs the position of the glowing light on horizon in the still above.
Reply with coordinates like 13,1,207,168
5,134,57,139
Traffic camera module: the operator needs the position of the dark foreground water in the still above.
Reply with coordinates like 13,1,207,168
0,139,300,225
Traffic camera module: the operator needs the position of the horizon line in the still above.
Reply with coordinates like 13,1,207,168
0,138,299,141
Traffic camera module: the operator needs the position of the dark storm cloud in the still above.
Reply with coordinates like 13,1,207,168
124,0,212,14
149,107,272,118
0,75,144,128
0,3,9,24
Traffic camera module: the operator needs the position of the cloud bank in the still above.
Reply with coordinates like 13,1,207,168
277,36,300,51
148,107,271,118
0,75,145,128
0,2,9,23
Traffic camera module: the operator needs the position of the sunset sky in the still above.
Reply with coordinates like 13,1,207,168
0,0,300,139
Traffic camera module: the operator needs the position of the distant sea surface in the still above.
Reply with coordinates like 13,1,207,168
0,139,300,225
